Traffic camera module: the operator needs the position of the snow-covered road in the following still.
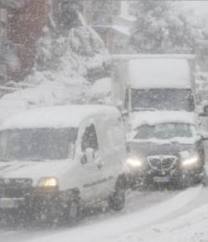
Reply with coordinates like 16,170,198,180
1,185,208,242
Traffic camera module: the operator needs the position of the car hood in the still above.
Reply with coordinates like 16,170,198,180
128,140,197,157
0,160,73,185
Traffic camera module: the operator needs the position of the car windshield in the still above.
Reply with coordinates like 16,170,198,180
129,89,195,112
134,123,194,140
0,128,77,161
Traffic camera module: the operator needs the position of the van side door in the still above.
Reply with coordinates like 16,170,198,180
99,117,126,194
78,124,105,202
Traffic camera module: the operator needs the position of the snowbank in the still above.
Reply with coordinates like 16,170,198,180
88,77,112,103
0,26,111,123
27,186,202,242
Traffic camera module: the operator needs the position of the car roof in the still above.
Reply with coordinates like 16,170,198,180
1,105,120,130
130,111,196,129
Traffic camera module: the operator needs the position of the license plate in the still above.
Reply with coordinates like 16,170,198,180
0,198,23,209
153,176,170,183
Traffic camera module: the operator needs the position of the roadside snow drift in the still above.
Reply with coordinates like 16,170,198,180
27,186,202,242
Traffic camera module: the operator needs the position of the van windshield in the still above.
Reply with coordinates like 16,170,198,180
0,128,77,162
129,89,195,112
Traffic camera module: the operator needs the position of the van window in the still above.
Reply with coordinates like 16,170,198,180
81,124,98,152
0,128,77,161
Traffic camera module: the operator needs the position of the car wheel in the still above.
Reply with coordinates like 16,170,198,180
65,198,81,224
201,170,208,187
109,176,126,211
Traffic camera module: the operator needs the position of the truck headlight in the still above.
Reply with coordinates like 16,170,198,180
37,177,58,188
181,155,199,168
126,157,143,168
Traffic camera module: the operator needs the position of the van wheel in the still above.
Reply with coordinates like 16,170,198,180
66,198,81,224
109,177,126,211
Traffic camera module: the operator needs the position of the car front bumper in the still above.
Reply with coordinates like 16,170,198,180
126,165,205,187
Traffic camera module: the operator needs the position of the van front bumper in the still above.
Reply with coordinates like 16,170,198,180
0,197,25,209
0,189,71,217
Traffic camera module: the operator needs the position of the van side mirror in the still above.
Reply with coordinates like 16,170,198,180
81,148,95,165
200,132,208,141
199,105,208,117
80,154,87,165
126,143,130,153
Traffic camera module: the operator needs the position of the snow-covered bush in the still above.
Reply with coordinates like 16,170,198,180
0,11,111,122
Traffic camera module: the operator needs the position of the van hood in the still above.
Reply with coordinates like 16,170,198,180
0,160,72,185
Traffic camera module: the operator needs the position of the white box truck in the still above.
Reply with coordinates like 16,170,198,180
112,54,196,113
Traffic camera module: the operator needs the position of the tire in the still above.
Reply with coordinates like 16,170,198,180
68,200,80,221
201,170,208,187
176,175,190,189
109,176,126,211
64,195,81,225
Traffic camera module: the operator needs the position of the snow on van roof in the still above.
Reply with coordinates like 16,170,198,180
131,111,196,129
1,105,120,130
126,55,193,89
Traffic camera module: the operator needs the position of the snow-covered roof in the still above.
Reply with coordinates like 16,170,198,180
1,105,120,130
130,111,196,129
128,57,192,89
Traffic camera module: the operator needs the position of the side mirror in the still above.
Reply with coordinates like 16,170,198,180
126,143,130,153
81,148,95,165
80,154,87,165
199,105,208,117
200,132,208,141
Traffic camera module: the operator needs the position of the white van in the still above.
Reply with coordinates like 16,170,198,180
0,105,127,223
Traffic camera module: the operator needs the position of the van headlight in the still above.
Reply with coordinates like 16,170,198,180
126,157,144,168
181,155,200,168
37,177,58,188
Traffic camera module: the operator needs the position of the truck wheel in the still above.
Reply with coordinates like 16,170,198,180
109,176,126,211
177,176,189,189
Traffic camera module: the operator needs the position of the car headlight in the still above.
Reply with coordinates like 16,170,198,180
126,157,144,168
181,155,200,168
37,177,58,188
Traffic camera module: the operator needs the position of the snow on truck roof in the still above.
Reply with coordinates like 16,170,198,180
1,105,120,130
113,54,194,89
129,58,192,89
131,111,196,129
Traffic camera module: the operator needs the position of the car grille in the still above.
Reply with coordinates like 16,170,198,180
147,155,177,172
0,178,33,198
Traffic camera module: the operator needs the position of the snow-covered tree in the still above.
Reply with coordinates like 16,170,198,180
0,0,27,9
130,0,199,53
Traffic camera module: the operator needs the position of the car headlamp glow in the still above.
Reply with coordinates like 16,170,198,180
126,157,143,168
181,155,199,168
37,177,58,188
